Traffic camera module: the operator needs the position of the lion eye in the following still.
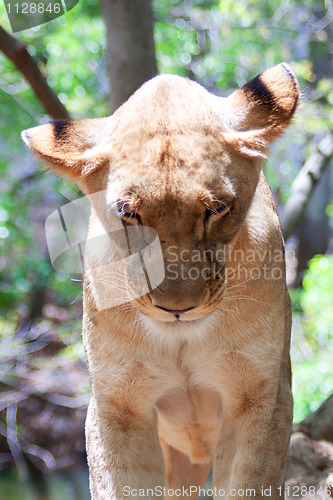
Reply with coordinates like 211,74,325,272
117,203,141,222
206,204,232,218
119,210,140,221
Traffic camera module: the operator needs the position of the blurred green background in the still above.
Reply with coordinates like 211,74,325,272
0,0,333,497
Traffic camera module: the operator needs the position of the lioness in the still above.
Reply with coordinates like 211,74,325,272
22,63,299,499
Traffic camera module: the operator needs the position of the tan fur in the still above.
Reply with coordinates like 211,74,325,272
23,63,299,499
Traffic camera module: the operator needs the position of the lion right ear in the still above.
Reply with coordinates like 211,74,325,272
22,117,111,181
221,63,299,157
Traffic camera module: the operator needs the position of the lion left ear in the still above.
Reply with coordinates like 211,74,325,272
22,117,111,181
222,63,299,157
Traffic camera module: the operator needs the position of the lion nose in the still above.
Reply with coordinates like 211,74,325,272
150,290,203,313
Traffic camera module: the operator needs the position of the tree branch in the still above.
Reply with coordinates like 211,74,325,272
0,26,70,120
280,133,333,241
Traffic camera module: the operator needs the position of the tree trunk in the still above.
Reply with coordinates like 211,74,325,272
297,167,331,275
280,134,333,243
99,0,158,112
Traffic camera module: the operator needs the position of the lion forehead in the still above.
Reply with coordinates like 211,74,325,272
105,131,233,203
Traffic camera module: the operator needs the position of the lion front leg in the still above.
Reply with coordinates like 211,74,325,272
86,397,165,500
213,377,293,500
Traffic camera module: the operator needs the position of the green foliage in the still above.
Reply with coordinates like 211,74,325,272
292,351,333,423
0,0,107,319
0,0,107,118
301,255,333,345
291,255,333,422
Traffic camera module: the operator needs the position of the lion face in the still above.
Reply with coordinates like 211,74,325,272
22,64,298,330
101,129,259,324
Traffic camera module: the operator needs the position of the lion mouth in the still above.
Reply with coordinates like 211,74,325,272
140,307,212,324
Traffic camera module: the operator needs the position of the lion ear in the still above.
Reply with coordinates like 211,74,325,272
222,63,299,157
22,117,111,181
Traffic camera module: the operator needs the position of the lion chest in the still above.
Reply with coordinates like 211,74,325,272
155,384,222,464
